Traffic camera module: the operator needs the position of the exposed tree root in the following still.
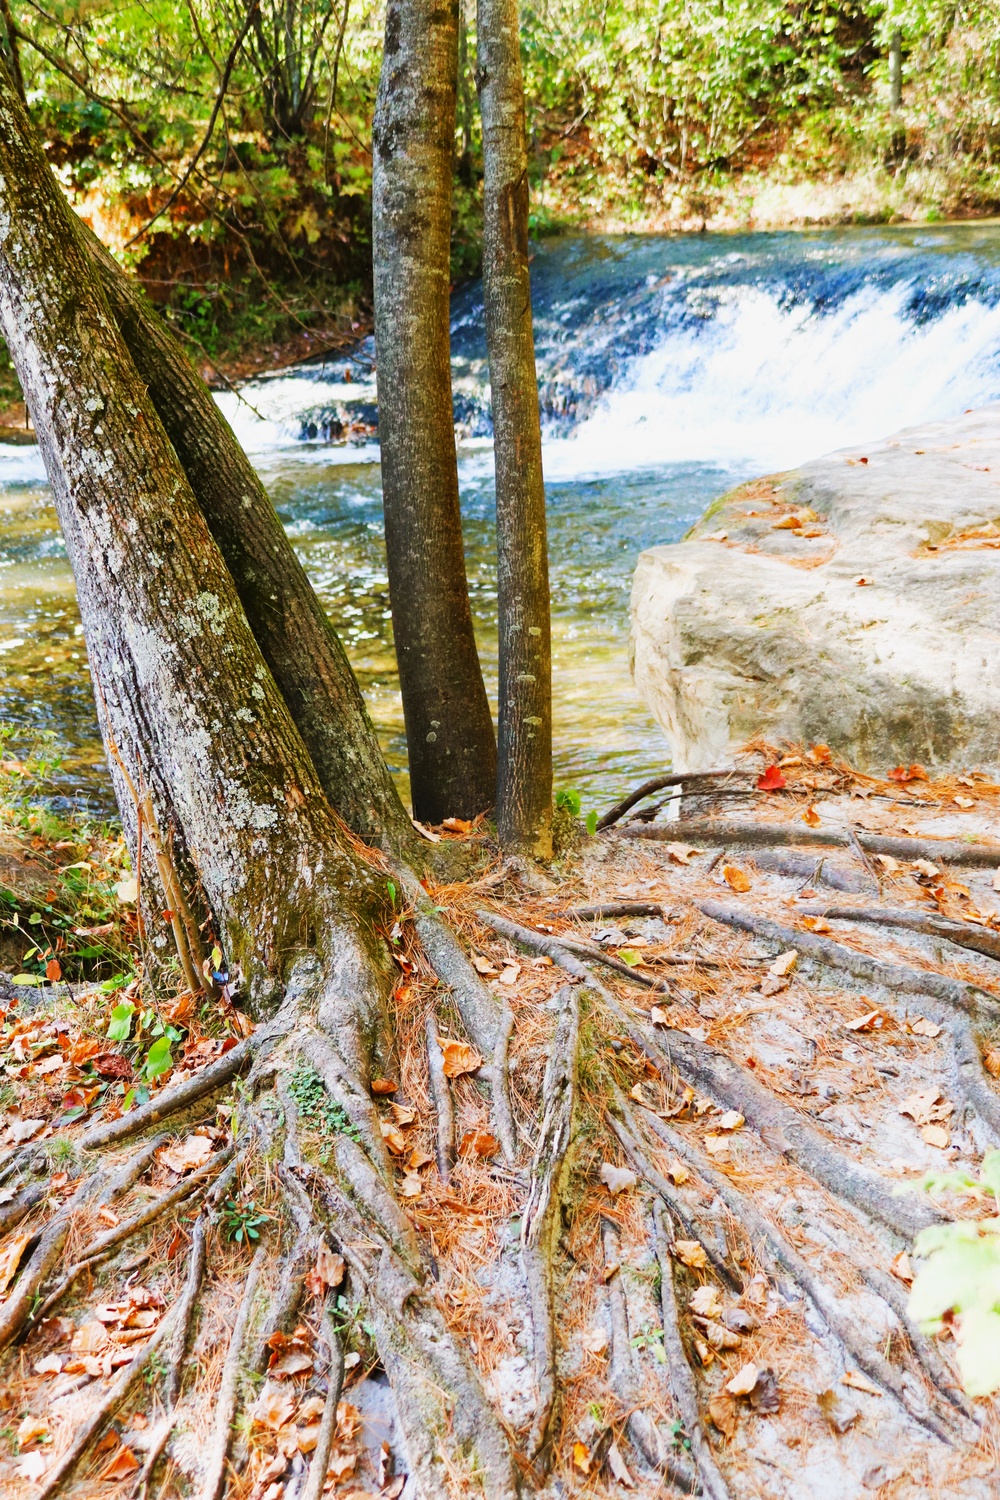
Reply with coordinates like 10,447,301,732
425,1011,456,1182
554,902,667,921
78,1036,258,1151
199,1242,267,1500
748,849,868,894
624,1023,940,1241
798,901,1000,963
0,1181,44,1236
489,1001,518,1164
698,899,1000,1022
597,770,744,831
651,1202,733,1500
299,1302,345,1500
521,983,580,1466
601,1217,699,1491
622,818,1000,867
646,1119,961,1446
477,909,671,993
35,1303,182,1500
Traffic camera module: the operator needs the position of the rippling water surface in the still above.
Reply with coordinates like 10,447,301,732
5,223,1000,814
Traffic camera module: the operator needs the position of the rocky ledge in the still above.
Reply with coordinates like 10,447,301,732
630,405,1000,773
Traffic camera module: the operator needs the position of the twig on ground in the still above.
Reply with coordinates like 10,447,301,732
300,1301,346,1500
425,1012,455,1183
489,1001,518,1164
552,902,666,921
798,901,1000,963
651,1201,732,1500
477,908,671,992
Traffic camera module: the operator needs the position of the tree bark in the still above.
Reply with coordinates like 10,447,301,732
477,0,552,857
889,28,903,111
372,0,497,825
80,227,417,860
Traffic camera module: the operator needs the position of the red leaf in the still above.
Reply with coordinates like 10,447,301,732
45,958,62,982
756,765,786,791
888,763,927,783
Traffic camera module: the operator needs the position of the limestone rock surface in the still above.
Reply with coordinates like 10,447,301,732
629,405,1000,773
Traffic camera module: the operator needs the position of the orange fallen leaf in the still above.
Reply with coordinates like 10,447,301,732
801,805,822,828
723,864,752,893
666,842,702,865
371,1078,397,1096
801,914,830,932
439,1040,482,1078
756,765,786,791
442,816,473,833
921,1123,950,1148
156,1134,213,1175
459,1130,500,1158
398,1172,422,1198
0,1234,31,1298
572,1441,591,1475
100,1445,140,1480
846,1010,882,1032
984,1048,1000,1078
806,744,832,764
910,1017,942,1038
726,1361,760,1397
890,1250,913,1284
673,1240,708,1269
45,958,62,982
888,764,927,783
708,1391,738,1438
379,1121,407,1155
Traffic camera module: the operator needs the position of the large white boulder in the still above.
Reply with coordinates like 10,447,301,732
629,405,1000,773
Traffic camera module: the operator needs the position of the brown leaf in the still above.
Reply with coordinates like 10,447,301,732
725,1361,760,1396
666,842,702,865
817,1387,859,1434
16,1415,49,1448
846,1009,882,1033
92,1053,133,1080
801,806,822,828
599,1163,637,1196
801,914,830,932
842,1370,882,1397
442,817,473,833
379,1121,408,1155
459,1130,500,1159
471,955,497,975
910,1017,942,1038
984,1049,1000,1079
388,1103,417,1126
45,958,62,982
0,1233,31,1298
371,1078,397,1096
270,1350,314,1378
689,1286,722,1319
769,949,798,977
748,1367,780,1413
571,1441,592,1475
921,1123,950,1148
156,1134,213,1175
890,1250,913,1283
722,864,751,893
407,1148,433,1171
673,1240,708,1270
439,1040,482,1078
383,1479,406,1500
327,1452,358,1481
398,1172,422,1198
33,1353,63,1377
100,1445,140,1481
606,1443,633,1488
708,1392,738,1439
899,1089,952,1127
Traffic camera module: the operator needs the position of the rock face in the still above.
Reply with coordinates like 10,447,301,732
629,405,1000,773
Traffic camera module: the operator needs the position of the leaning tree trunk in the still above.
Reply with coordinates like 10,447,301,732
78,224,418,862
477,0,552,857
372,0,498,825
0,61,523,1500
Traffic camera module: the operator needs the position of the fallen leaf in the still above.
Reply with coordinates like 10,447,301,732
580,1326,609,1355
801,805,822,828
801,914,830,932
297,1422,322,1453
697,1317,741,1351
398,1172,422,1198
379,1121,408,1154
921,1123,950,1148
371,1078,397,1096
718,1110,744,1131
600,1162,637,1196
749,1367,780,1413
912,859,940,878
336,1401,362,1439
388,1103,416,1126
471,955,497,975
694,1337,714,1366
16,1452,47,1483
846,1010,882,1032
817,1387,859,1433
954,795,975,808
985,1048,1000,1078
45,958,62,982
708,1392,738,1438
910,1017,942,1038
674,1240,708,1269
690,1285,723,1319
572,1441,592,1475
756,765,786,791
666,1159,689,1185
666,842,702,865
156,1134,214,1175
71,1319,110,1353
6,1118,45,1144
725,1362,760,1397
842,1370,882,1397
899,1089,953,1126
703,1134,732,1158
114,876,139,904
440,1040,482,1078
769,949,798,977
327,1452,358,1481
459,1130,500,1159
649,1005,670,1026
723,864,752,893
270,1350,314,1379
759,973,788,997
100,1445,140,1480
606,1443,633,1488
33,1353,63,1376
888,764,925,782
0,1233,30,1297
17,1416,49,1447
890,1250,913,1283
408,1148,433,1170
383,1480,406,1500
442,817,473,833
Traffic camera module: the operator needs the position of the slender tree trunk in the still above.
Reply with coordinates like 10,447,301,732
81,227,418,861
889,28,903,112
477,0,552,857
372,0,497,826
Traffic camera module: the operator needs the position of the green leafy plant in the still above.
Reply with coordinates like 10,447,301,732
107,1000,136,1041
142,1036,173,1081
221,1198,271,1244
555,788,581,816
908,1149,1000,1395
288,1065,360,1141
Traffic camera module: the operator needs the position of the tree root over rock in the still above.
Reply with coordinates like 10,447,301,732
621,818,1000,867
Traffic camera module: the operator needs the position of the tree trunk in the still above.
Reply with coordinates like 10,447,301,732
889,28,903,112
477,0,552,857
0,64,522,1498
372,0,497,826
80,225,418,861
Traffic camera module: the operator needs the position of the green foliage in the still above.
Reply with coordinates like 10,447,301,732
908,1149,1000,1396
288,1064,360,1141
221,1198,271,1244
107,1001,136,1041
555,788,581,816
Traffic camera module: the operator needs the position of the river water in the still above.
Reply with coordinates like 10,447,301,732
5,224,1000,816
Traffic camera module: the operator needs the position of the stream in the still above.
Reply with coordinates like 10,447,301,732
5,223,1000,816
